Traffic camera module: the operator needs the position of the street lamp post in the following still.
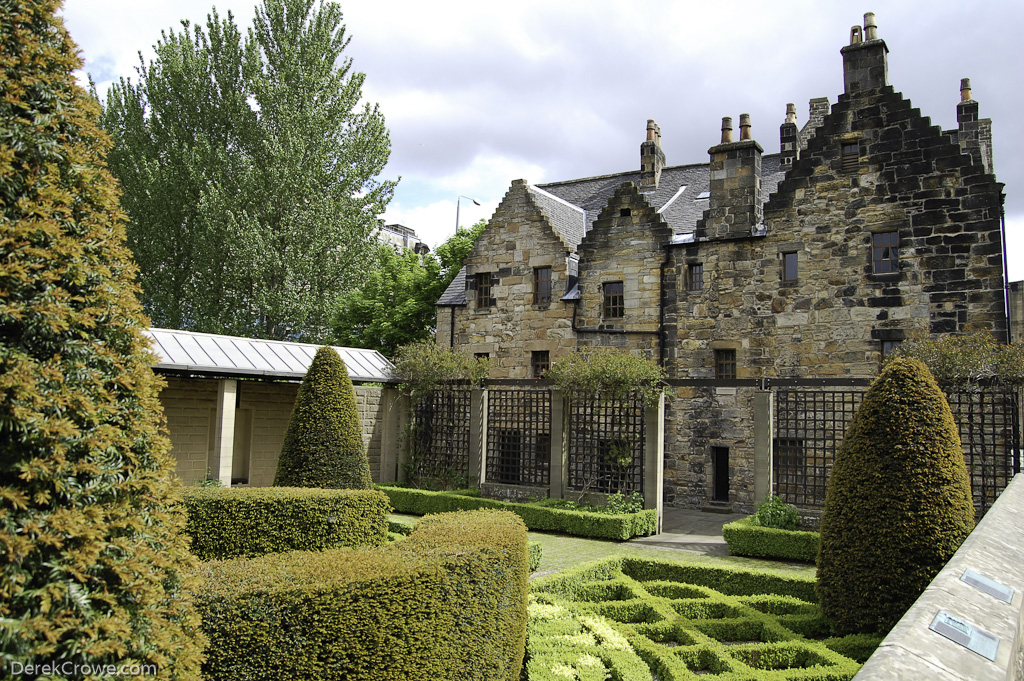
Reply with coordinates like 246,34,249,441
456,195,481,231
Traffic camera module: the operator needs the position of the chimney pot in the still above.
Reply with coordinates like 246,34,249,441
864,12,878,40
646,119,657,142
785,103,798,124
739,113,752,141
960,77,973,102
850,25,862,45
721,116,733,144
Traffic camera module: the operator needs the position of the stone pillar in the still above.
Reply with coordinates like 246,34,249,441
379,388,404,483
549,389,567,500
779,103,799,170
699,116,763,241
468,388,488,486
644,392,665,534
841,12,888,94
640,119,666,190
753,389,774,503
210,378,236,487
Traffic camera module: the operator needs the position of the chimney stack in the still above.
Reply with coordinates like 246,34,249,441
956,78,994,174
640,119,666,190
698,115,763,241
780,103,799,170
841,12,888,94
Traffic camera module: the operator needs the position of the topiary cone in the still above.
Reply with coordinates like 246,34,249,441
0,1,205,675
274,346,373,489
816,357,974,635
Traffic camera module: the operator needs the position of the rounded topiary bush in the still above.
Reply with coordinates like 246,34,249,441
0,1,204,674
816,357,974,634
274,345,372,488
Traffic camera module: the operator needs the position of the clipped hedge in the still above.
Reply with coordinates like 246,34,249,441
529,541,543,573
723,516,820,562
527,555,865,680
195,509,529,681
380,486,657,540
182,486,390,560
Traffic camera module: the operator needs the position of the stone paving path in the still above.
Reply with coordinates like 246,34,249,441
390,506,816,579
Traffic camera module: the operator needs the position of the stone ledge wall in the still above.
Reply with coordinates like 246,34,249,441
856,474,1024,680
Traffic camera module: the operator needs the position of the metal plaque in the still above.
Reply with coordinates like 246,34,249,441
961,569,1015,604
929,610,999,662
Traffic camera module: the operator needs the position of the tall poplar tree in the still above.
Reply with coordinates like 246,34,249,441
101,0,395,341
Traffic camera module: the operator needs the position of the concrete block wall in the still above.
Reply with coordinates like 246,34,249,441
160,376,217,485
856,474,1024,680
159,376,393,486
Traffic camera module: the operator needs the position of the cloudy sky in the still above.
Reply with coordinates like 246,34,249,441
61,1,1024,280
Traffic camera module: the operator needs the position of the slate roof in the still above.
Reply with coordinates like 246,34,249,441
528,184,586,250
435,152,786,307
144,327,396,382
537,152,785,237
437,267,467,306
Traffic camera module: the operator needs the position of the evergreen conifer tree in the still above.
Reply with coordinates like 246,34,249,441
274,346,372,488
0,1,205,675
817,358,974,634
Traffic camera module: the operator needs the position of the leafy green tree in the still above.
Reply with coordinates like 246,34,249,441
333,219,486,355
817,358,974,635
887,332,1024,386
274,346,372,488
0,1,205,673
101,0,395,341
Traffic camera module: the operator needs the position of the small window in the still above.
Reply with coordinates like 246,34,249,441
475,272,494,308
474,352,490,360
782,252,798,282
687,263,704,292
880,340,902,359
872,231,899,274
531,350,549,378
603,281,624,319
619,208,631,217
841,142,859,172
715,349,737,380
534,267,552,305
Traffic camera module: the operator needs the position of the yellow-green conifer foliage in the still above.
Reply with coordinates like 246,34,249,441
817,358,974,634
274,346,373,488
0,1,205,675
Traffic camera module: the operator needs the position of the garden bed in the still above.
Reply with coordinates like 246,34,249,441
527,555,881,680
723,516,820,563
378,485,657,540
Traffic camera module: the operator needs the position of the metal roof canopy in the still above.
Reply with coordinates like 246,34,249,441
144,328,397,383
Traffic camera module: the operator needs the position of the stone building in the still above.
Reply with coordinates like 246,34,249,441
436,13,1013,511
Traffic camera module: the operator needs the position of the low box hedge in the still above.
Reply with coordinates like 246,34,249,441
195,509,529,681
182,486,390,560
527,555,867,680
379,485,657,540
722,515,820,562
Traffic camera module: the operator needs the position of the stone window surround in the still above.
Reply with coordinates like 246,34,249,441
871,229,899,275
687,262,704,292
603,281,624,319
531,350,550,378
534,266,552,306
710,340,741,380
782,251,799,282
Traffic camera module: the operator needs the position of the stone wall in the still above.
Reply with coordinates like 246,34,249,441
453,179,577,376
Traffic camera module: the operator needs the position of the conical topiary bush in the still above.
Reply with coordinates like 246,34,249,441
816,357,974,634
274,346,373,488
0,1,205,674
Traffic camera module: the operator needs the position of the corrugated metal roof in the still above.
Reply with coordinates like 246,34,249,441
144,328,397,383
